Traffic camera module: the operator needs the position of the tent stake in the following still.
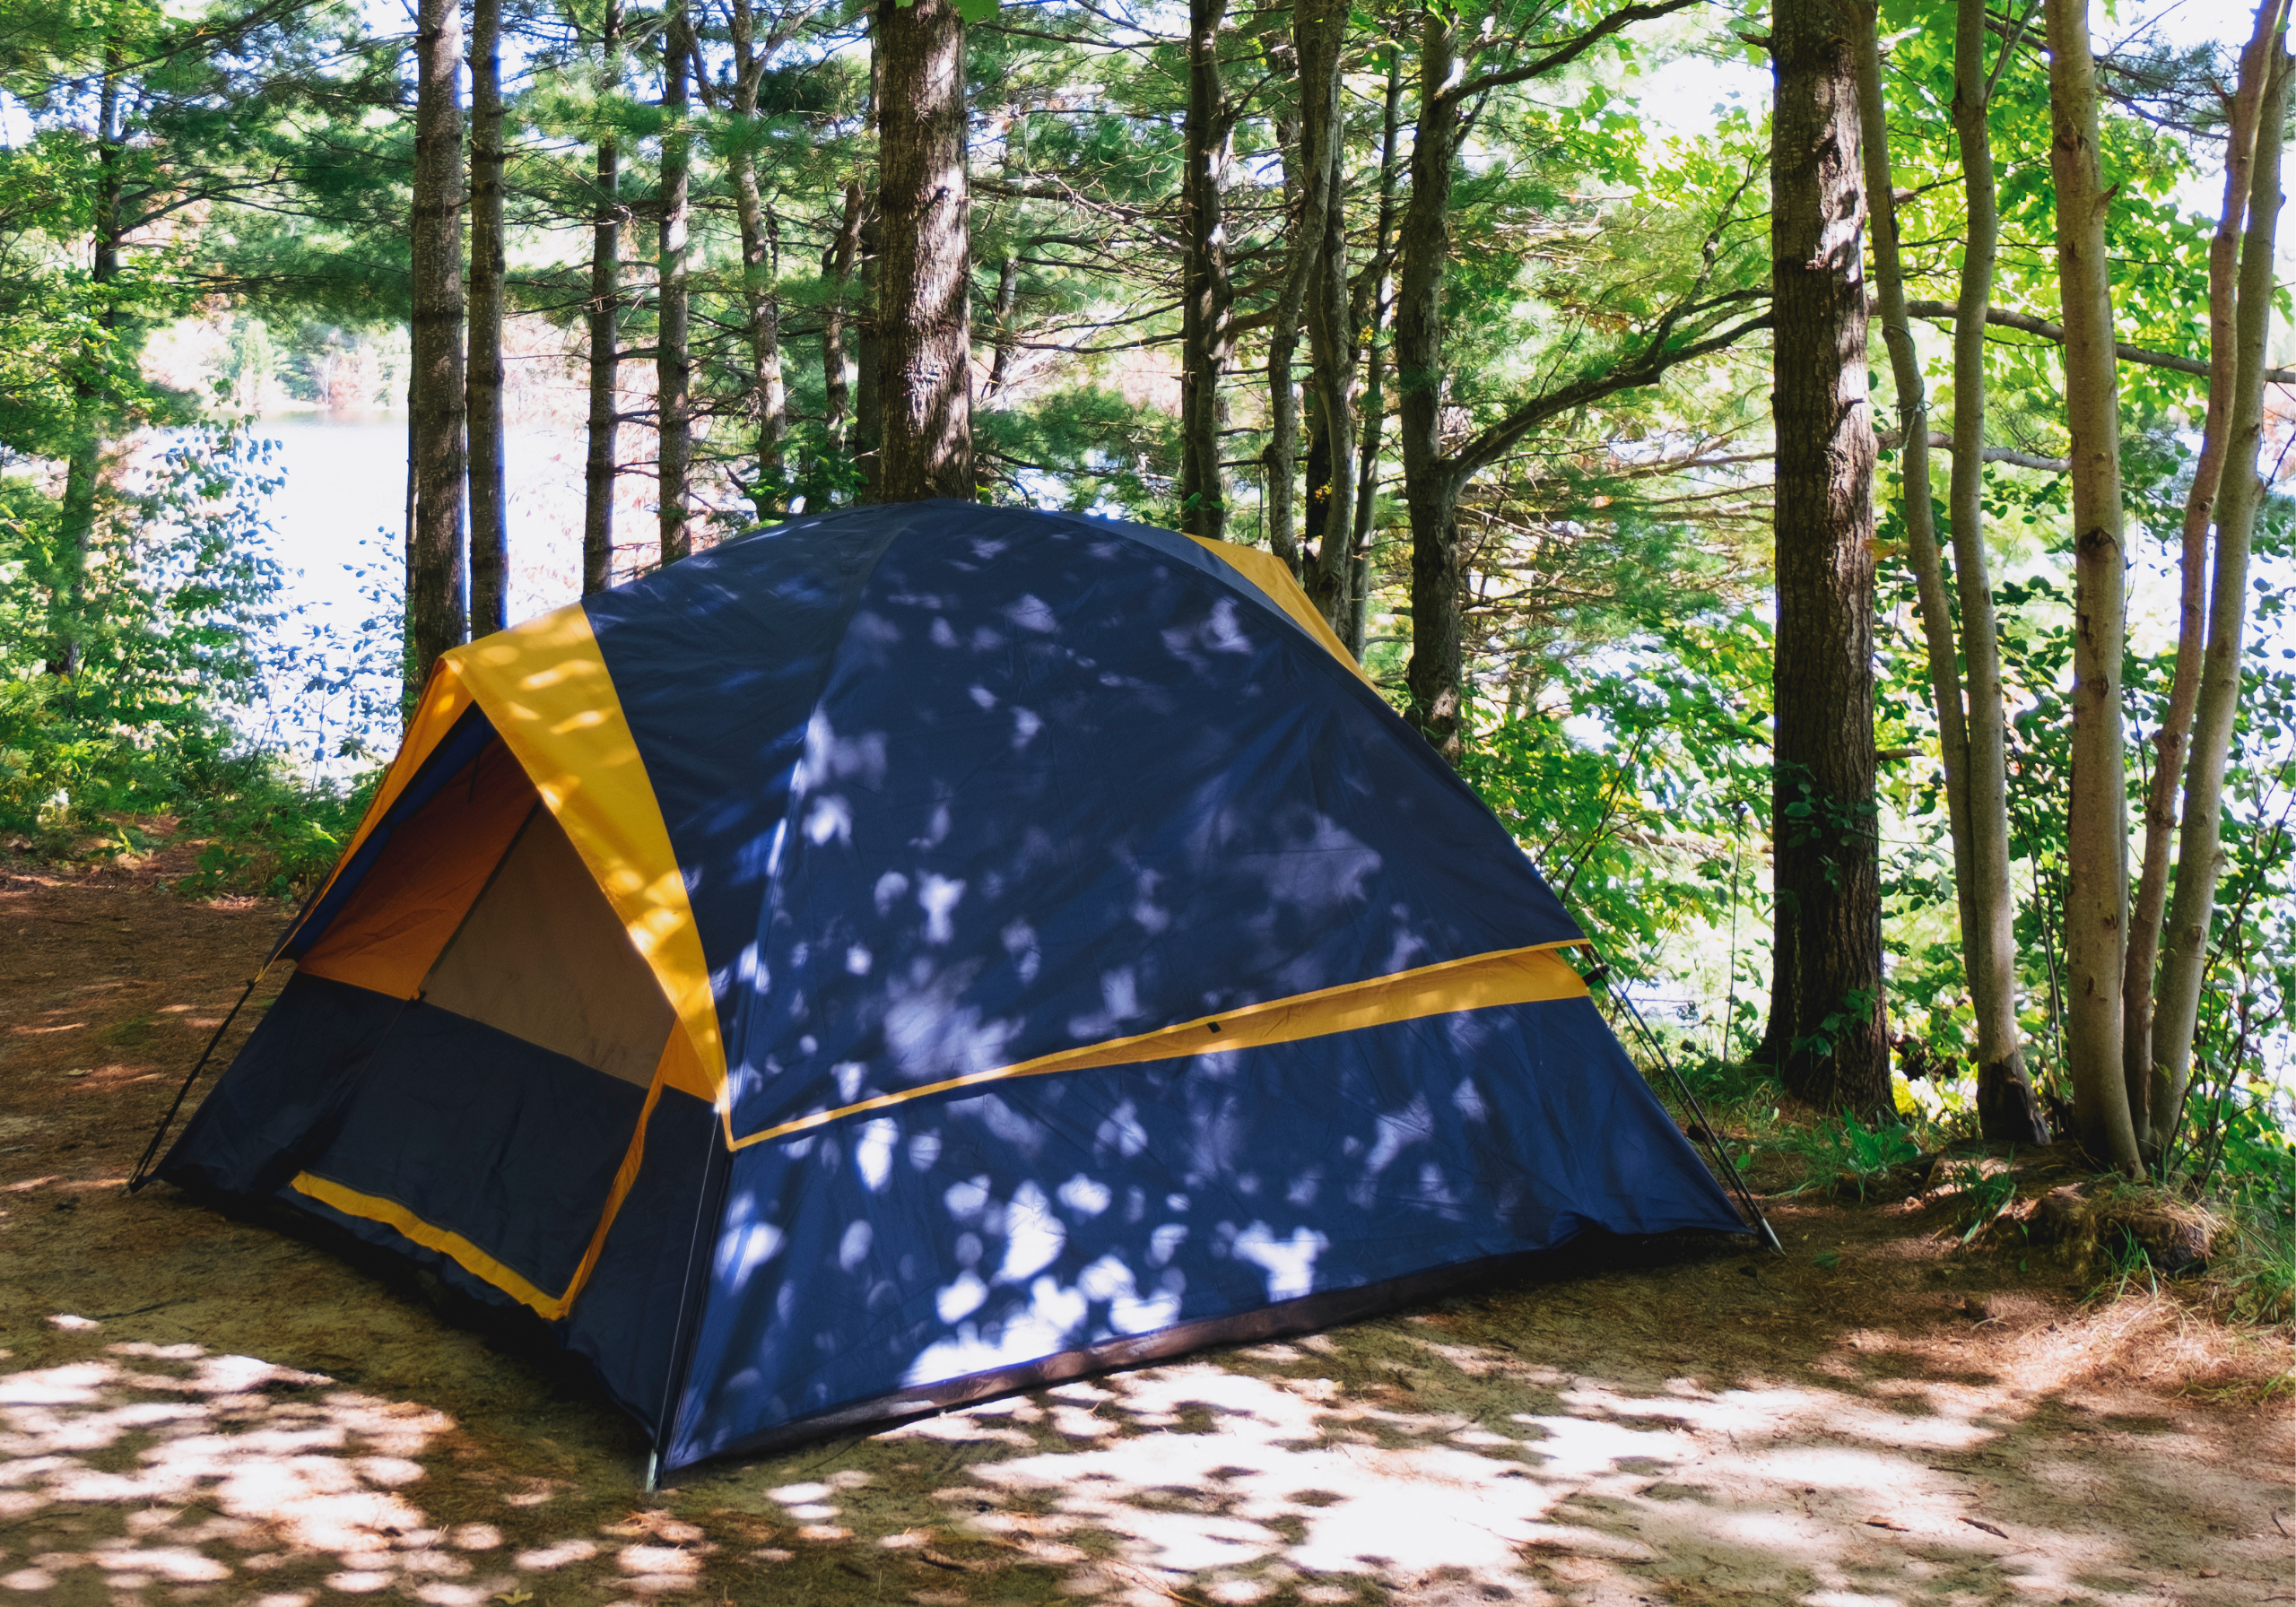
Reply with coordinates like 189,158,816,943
1586,964,1782,1255
126,971,265,1194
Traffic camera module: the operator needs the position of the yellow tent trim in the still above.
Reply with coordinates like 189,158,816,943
448,607,725,1107
290,1171,565,1318
1187,535,1379,691
289,1019,691,1322
729,941,1588,1151
285,665,483,951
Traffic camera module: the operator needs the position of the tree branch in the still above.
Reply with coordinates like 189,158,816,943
1448,0,1706,101
1878,427,2069,473
1900,297,2296,386
1445,311,1772,487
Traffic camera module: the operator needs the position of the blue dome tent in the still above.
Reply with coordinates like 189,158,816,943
149,501,1748,1474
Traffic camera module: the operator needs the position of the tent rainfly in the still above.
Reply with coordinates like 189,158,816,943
151,501,1748,1474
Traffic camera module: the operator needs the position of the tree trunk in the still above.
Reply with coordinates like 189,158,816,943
408,0,468,695
1345,45,1405,658
48,34,123,680
1297,0,1354,624
1262,85,1306,565
729,0,787,517
761,207,787,504
1760,0,1887,1116
874,0,972,501
986,252,1021,403
2127,0,2280,1157
1396,10,1462,759
856,207,883,499
467,0,508,636
1853,2,1965,951
1948,0,2048,1142
657,0,693,564
2151,30,2290,1152
1178,0,1234,540
855,32,884,502
2048,0,2140,1173
822,178,863,449
581,0,622,596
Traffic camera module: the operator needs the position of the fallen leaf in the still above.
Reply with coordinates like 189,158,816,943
1864,1516,1910,1532
921,1549,993,1573
493,1594,534,1605
1961,1518,2009,1540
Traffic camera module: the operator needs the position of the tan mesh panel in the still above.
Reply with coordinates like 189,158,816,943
298,742,541,999
419,806,676,1088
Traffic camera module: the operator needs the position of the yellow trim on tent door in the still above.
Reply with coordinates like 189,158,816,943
728,941,1589,1150
289,1171,563,1317
285,663,484,952
1187,536,1379,691
447,605,725,1108
288,1021,697,1323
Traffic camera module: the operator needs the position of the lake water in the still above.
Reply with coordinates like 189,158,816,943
231,412,607,772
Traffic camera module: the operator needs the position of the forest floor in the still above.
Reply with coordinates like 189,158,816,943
1,851,2292,1607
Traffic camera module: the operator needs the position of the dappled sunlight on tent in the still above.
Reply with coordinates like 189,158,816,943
155,500,1744,1472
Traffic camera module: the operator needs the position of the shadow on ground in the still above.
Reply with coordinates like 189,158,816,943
1,864,2290,1606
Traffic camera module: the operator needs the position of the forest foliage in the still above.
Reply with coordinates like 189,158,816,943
0,0,2288,1266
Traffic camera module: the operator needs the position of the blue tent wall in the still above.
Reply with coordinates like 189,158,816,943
582,501,1584,1145
662,995,1737,1468
158,500,1747,1472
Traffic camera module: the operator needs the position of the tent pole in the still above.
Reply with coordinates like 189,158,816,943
1586,962,1783,1255
126,969,266,1194
643,1106,732,1490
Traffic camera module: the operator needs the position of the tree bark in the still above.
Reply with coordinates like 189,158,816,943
1297,0,1355,624
822,178,863,450
2048,0,2140,1173
2151,30,2290,1152
657,0,693,563
874,0,972,501
1948,0,2047,1142
408,0,468,695
467,0,508,635
1760,0,1887,1116
48,33,123,680
1345,45,1405,658
854,38,883,500
729,0,787,517
856,206,883,499
581,0,623,596
1391,0,1710,762
2126,0,2281,1156
1396,9,1461,756
1853,2,1965,956
1178,0,1235,540
1262,82,1307,566
985,250,1021,402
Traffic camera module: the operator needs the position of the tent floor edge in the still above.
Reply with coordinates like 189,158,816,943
659,1224,1750,1476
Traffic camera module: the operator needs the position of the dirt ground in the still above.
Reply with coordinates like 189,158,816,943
3,856,2292,1607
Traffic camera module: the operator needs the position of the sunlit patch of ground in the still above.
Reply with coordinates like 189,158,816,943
2,865,2291,1606
4,1281,2285,1607
677,1310,2289,1607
